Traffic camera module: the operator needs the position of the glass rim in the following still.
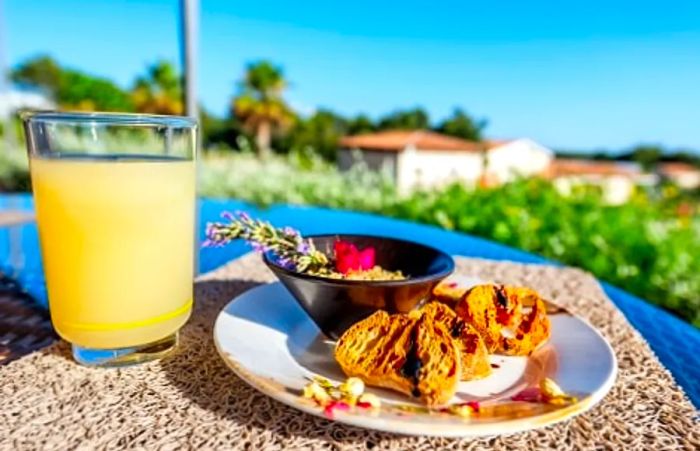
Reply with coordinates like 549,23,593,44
20,110,197,129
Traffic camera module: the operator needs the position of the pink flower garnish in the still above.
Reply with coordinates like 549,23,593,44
512,379,577,405
465,401,480,412
511,387,543,403
323,400,350,419
334,240,375,274
357,247,375,270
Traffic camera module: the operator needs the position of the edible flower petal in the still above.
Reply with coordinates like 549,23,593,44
334,240,358,274
302,380,331,406
323,401,350,419
465,401,480,412
540,378,578,405
446,404,474,418
357,393,381,409
511,378,577,405
511,387,543,403
357,247,375,271
339,377,365,399
441,401,479,418
334,240,376,274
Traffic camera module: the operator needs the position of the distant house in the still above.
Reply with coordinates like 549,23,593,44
339,130,553,193
0,90,54,119
547,159,656,204
658,162,700,189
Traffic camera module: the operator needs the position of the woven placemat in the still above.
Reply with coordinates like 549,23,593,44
0,274,56,365
1,255,698,450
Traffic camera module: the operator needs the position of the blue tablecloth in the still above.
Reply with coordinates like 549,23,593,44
1,194,698,407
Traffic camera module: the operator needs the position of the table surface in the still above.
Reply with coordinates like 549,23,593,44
0,194,698,408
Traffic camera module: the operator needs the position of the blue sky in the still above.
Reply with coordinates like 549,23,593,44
4,0,700,151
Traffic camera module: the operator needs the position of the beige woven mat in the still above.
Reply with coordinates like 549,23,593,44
1,255,698,450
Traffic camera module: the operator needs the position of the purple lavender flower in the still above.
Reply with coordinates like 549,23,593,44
275,257,296,270
204,224,223,245
283,226,300,238
296,241,311,255
202,213,330,274
250,242,266,253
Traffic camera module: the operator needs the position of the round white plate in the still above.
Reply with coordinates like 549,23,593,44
213,278,617,437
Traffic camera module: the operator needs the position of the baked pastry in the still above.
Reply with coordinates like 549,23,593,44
455,284,550,355
418,302,491,380
432,280,469,305
335,310,460,406
501,296,551,355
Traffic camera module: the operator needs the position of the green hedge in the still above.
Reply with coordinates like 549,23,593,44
385,181,700,327
200,151,700,327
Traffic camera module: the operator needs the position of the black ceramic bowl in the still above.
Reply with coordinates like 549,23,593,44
263,234,455,339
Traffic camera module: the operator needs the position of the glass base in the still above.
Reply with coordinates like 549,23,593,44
72,332,178,367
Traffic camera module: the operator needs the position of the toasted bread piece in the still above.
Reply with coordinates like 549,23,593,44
455,284,550,356
500,297,551,355
411,315,461,405
432,280,469,305
335,311,460,406
454,284,519,352
419,302,491,380
334,311,415,399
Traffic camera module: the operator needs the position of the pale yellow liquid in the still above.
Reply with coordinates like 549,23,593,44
30,157,195,349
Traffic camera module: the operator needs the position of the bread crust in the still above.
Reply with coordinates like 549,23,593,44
335,310,460,406
419,302,491,380
455,284,551,356
334,283,552,406
432,281,468,305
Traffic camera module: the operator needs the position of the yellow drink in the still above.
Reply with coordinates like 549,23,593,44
30,157,195,349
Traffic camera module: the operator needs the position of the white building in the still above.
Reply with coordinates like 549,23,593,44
547,159,657,205
0,90,54,119
658,162,700,190
339,130,553,193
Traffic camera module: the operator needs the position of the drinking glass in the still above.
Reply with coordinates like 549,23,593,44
22,111,197,367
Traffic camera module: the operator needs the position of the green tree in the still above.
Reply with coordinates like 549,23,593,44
436,108,487,141
12,55,134,112
660,150,700,167
131,60,183,115
283,109,348,160
630,144,663,172
200,107,246,149
232,61,296,156
377,107,430,130
346,114,376,135
11,55,62,94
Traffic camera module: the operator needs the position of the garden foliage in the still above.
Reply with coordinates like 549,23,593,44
200,150,700,327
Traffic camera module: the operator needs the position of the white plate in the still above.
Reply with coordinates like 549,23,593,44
213,277,617,437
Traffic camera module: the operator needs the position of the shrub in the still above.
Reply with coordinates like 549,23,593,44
200,152,700,327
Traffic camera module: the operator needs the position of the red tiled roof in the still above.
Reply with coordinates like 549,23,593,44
549,159,641,178
659,162,700,175
340,130,504,152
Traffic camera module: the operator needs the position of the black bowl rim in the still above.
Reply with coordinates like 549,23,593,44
262,233,455,287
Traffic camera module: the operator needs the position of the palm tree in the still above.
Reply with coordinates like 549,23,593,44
232,61,295,156
131,61,184,115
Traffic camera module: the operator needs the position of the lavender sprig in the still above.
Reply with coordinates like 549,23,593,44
204,211,330,273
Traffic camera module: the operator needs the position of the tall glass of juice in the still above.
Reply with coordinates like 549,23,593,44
22,111,197,367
